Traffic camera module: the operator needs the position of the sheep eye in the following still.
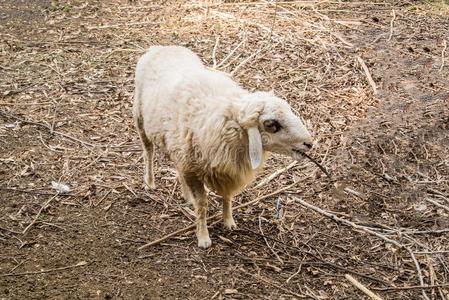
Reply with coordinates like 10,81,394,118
263,119,282,133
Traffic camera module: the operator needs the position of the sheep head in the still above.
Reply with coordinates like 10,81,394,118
238,91,314,169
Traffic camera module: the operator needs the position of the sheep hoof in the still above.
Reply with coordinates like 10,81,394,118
144,177,156,190
144,183,156,190
197,236,212,248
224,218,237,230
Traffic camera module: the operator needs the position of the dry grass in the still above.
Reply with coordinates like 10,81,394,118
1,0,448,299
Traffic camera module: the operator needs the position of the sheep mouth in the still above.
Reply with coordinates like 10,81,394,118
292,149,331,178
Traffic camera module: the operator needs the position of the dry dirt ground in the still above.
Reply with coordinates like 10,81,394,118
1,0,449,299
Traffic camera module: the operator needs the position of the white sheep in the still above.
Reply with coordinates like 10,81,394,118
133,45,314,248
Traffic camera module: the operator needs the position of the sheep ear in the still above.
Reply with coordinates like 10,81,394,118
247,127,263,170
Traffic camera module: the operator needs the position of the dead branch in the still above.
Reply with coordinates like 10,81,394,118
216,38,246,68
439,40,447,72
258,211,284,265
387,9,396,41
407,249,430,300
0,226,21,235
295,151,331,178
0,261,87,277
22,194,58,235
425,198,449,212
331,32,354,48
414,250,449,255
345,274,384,300
294,196,402,248
0,187,76,197
0,110,95,148
286,264,302,283
344,187,364,199
372,283,449,291
230,43,271,76
212,35,220,69
87,21,158,30
253,161,297,189
356,56,378,95
427,188,448,200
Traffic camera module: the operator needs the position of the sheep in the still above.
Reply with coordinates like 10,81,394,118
133,45,314,248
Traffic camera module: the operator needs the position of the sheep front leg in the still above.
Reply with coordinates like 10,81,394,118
182,174,211,248
223,196,237,230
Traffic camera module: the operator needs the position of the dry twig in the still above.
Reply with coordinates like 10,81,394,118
230,44,271,76
212,35,220,69
356,56,378,95
253,161,297,189
22,194,58,235
87,21,157,30
387,9,396,41
372,283,449,291
0,261,87,277
216,38,246,68
407,249,430,300
345,274,384,300
0,110,95,148
295,196,402,247
439,40,447,72
425,198,449,212
258,211,284,265
294,150,331,178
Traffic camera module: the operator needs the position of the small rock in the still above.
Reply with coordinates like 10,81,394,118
51,181,71,194
414,203,427,212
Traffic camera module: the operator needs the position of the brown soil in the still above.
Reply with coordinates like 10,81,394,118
1,1,448,299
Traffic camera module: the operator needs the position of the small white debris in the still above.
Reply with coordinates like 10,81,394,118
51,181,71,194
4,123,17,129
414,203,427,212
224,289,238,295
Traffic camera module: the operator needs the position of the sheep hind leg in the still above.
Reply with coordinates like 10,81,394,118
182,174,211,248
142,141,155,190
136,117,155,189
178,174,194,204
223,196,237,230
